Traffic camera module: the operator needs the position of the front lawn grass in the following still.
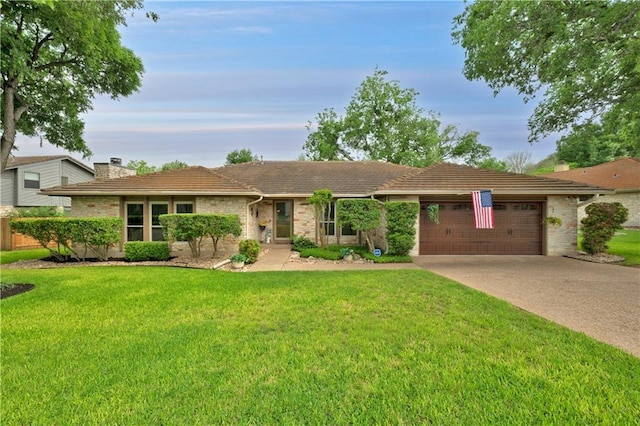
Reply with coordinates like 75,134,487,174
0,248,51,264
1,267,638,424
608,229,640,265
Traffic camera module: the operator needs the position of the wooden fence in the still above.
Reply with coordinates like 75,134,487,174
0,217,52,251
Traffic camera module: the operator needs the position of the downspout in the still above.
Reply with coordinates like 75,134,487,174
246,196,263,239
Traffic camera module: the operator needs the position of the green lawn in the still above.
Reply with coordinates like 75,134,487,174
0,248,51,265
1,267,638,424
608,229,640,265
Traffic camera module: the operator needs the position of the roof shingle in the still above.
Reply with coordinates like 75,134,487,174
542,158,639,191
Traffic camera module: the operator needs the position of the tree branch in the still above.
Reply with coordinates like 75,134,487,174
29,31,54,67
34,56,79,72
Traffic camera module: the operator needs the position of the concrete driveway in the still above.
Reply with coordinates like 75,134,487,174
413,256,640,357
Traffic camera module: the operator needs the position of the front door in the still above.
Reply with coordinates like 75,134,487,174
274,201,292,242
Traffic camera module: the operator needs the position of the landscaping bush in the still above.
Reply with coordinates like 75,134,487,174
124,242,171,262
160,213,242,258
299,248,342,260
9,217,122,261
239,239,260,264
337,199,382,253
291,235,317,252
385,201,419,255
581,202,629,254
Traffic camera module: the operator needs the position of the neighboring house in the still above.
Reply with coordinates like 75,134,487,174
543,158,639,228
41,161,611,257
1,155,95,215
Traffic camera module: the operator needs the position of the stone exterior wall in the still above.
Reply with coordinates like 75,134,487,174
71,196,121,218
578,192,639,228
546,195,578,256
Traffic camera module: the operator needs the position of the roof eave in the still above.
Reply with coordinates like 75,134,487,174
374,189,616,196
40,190,262,197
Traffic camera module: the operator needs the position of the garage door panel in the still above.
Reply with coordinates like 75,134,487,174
419,202,542,255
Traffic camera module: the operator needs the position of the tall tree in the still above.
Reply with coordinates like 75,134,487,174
126,159,188,175
504,152,535,174
0,0,157,171
555,110,640,167
452,0,640,143
225,148,258,165
303,68,498,168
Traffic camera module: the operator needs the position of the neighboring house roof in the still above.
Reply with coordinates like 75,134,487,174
42,166,260,196
376,163,613,195
5,155,94,174
41,161,612,197
542,158,640,192
214,161,417,196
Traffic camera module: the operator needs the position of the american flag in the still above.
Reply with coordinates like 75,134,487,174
472,190,494,229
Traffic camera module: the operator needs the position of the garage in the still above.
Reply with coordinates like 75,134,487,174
419,201,542,255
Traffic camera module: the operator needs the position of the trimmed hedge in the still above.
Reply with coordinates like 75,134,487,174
291,235,317,252
299,248,342,260
385,201,419,255
9,217,122,261
159,213,242,259
124,242,171,262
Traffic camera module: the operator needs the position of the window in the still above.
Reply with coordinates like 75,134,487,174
126,203,144,241
61,176,69,186
24,172,40,189
321,203,336,236
175,202,193,214
151,203,168,241
322,202,357,236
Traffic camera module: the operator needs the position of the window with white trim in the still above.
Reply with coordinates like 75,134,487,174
24,172,40,189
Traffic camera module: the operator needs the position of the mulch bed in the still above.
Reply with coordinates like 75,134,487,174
1,284,35,299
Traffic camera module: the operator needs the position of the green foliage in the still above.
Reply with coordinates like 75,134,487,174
385,202,419,255
581,203,629,255
337,199,381,252
207,214,242,254
291,235,317,252
0,0,154,170
230,253,248,263
555,117,639,167
453,1,640,144
160,213,242,259
238,239,260,264
308,189,333,249
9,217,122,261
225,148,258,165
339,247,354,259
67,217,123,261
124,241,170,262
9,206,63,218
303,68,499,167
126,159,189,175
299,247,342,261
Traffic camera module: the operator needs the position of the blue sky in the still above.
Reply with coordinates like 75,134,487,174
18,1,557,168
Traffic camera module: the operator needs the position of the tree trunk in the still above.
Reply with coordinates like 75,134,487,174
1,78,26,172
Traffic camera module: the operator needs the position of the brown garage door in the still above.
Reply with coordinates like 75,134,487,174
419,202,542,255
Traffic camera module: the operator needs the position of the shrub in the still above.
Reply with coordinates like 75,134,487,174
9,217,122,261
239,239,260,264
9,206,63,218
337,199,382,253
299,248,342,260
124,242,171,262
291,235,317,252
160,213,243,258
581,202,628,254
385,202,419,255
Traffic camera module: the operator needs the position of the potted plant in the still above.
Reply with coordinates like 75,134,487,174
230,253,248,269
340,247,354,261
542,216,562,227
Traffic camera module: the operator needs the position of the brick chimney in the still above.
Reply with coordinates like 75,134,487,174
93,158,136,180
